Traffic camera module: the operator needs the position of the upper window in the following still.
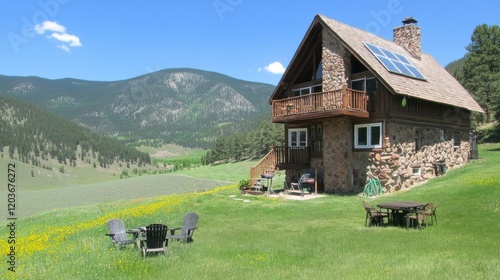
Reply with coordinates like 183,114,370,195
354,123,382,149
363,42,426,80
291,84,322,97
351,78,377,93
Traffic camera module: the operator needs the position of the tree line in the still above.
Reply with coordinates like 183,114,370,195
201,118,284,165
452,24,500,125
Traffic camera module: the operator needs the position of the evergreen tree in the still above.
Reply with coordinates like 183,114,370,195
463,24,500,122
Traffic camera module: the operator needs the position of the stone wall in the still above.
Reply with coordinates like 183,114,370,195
322,117,353,193
322,28,350,91
366,125,471,192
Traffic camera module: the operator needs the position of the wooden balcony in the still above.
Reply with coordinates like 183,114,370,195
274,146,310,169
272,87,369,123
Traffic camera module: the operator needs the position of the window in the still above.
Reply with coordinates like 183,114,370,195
351,78,377,93
412,167,421,176
291,84,322,97
453,132,460,149
415,130,421,151
289,128,308,148
310,124,322,156
315,59,323,80
354,123,382,149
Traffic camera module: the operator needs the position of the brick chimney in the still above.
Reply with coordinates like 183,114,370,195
393,17,421,59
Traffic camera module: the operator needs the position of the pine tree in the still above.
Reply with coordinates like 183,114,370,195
463,24,500,122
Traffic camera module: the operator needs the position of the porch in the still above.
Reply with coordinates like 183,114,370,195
271,87,370,123
249,146,311,187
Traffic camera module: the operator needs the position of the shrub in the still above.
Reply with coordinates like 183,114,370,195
237,179,250,190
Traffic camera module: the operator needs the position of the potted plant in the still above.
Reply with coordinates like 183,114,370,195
238,179,250,194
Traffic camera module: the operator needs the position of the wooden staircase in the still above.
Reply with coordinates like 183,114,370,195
250,147,277,187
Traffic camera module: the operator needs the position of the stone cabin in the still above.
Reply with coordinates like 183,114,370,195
262,14,483,194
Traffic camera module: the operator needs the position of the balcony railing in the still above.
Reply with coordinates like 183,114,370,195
272,87,369,122
274,146,310,168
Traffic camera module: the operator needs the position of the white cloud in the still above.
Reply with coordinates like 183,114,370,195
35,21,66,34
34,21,82,52
51,32,81,47
263,61,285,74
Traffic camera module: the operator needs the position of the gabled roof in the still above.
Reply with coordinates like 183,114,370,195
271,14,483,113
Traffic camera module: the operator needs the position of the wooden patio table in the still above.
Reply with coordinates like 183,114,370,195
377,201,425,226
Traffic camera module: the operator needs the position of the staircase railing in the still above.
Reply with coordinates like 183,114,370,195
250,147,277,186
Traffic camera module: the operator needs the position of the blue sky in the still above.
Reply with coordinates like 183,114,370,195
1,0,498,86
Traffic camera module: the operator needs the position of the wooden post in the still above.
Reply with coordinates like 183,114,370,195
314,167,317,195
342,86,348,109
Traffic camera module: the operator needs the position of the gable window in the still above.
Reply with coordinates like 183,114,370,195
354,123,382,149
315,59,323,80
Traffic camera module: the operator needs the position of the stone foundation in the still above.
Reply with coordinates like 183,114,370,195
367,136,470,192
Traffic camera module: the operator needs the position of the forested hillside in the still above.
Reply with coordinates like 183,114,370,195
0,68,275,148
0,95,150,169
444,57,465,82
202,114,284,165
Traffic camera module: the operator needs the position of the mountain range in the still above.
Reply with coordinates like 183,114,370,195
0,68,276,148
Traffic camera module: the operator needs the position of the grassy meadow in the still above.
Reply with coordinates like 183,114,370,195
1,144,499,279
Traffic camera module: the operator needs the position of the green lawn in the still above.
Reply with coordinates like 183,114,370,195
1,144,499,279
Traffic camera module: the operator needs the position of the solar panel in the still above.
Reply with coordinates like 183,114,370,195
364,42,426,80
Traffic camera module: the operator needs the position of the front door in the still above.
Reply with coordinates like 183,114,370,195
288,128,308,164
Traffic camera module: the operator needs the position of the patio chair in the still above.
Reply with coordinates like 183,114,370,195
405,204,428,229
105,218,137,249
166,212,199,243
424,202,438,225
298,173,311,193
140,224,169,258
363,201,389,227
